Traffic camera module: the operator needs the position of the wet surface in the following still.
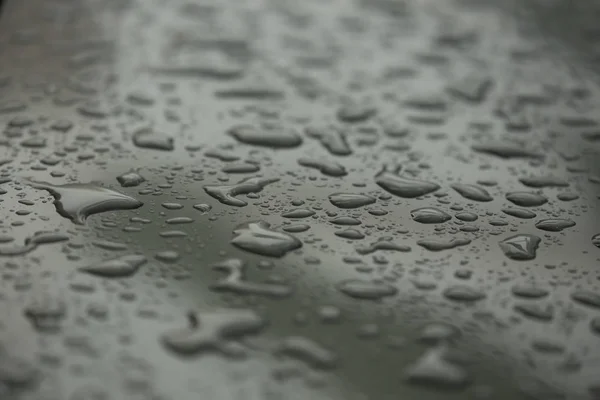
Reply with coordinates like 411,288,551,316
0,0,600,399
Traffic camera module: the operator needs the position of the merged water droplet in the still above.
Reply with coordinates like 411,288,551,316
337,279,398,300
375,167,439,198
228,124,302,148
505,192,548,207
79,254,147,278
450,183,492,202
211,258,292,297
0,231,69,257
514,303,554,321
27,180,143,224
571,290,600,309
405,346,469,388
535,219,576,232
328,193,376,209
499,234,541,260
132,128,174,151
502,208,536,219
443,285,486,302
117,171,146,187
305,126,352,156
204,177,279,207
411,207,451,224
231,221,302,257
161,309,266,357
275,336,338,369
519,176,569,188
297,157,347,177
471,141,543,159
417,238,471,251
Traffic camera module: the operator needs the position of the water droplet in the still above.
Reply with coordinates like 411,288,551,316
117,171,146,187
335,229,365,240
282,224,310,233
593,234,600,249
499,234,541,260
222,162,260,174
405,346,469,388
519,176,569,188
591,317,600,335
511,285,549,299
231,221,302,258
132,128,174,151
0,231,69,257
417,238,471,251
161,309,265,357
297,158,347,177
505,192,548,207
472,141,543,159
502,208,536,219
305,126,352,156
514,303,554,321
328,193,376,209
535,219,576,232
27,180,143,224
571,290,600,309
329,216,361,226
455,212,478,222
228,125,302,148
411,207,451,224
204,177,279,207
376,167,439,198
356,239,411,254
275,336,337,369
193,203,212,213
336,103,376,123
337,279,397,300
450,183,492,202
443,285,486,302
79,255,147,277
211,258,292,297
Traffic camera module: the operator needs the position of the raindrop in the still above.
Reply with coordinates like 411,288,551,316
328,193,376,209
417,238,471,251
411,207,451,224
117,171,146,188
204,177,279,207
499,234,541,260
79,255,147,278
228,125,302,148
450,183,492,202
376,167,439,198
231,221,302,258
132,128,174,151
443,285,486,302
535,219,576,232
571,290,600,309
337,280,397,300
297,158,347,177
161,309,266,357
27,180,143,224
502,208,536,219
505,192,548,207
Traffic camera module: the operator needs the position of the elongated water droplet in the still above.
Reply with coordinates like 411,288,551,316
499,234,541,260
231,221,302,258
26,180,143,224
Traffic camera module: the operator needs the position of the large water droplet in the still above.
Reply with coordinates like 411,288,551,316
337,280,397,300
211,258,292,297
328,193,376,209
79,255,147,278
26,180,143,224
417,238,471,251
132,128,174,151
204,177,279,207
505,192,548,207
411,207,451,224
161,309,265,357
450,183,492,202
499,234,541,260
297,158,347,177
535,219,576,232
228,125,302,148
376,167,439,198
231,221,302,257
